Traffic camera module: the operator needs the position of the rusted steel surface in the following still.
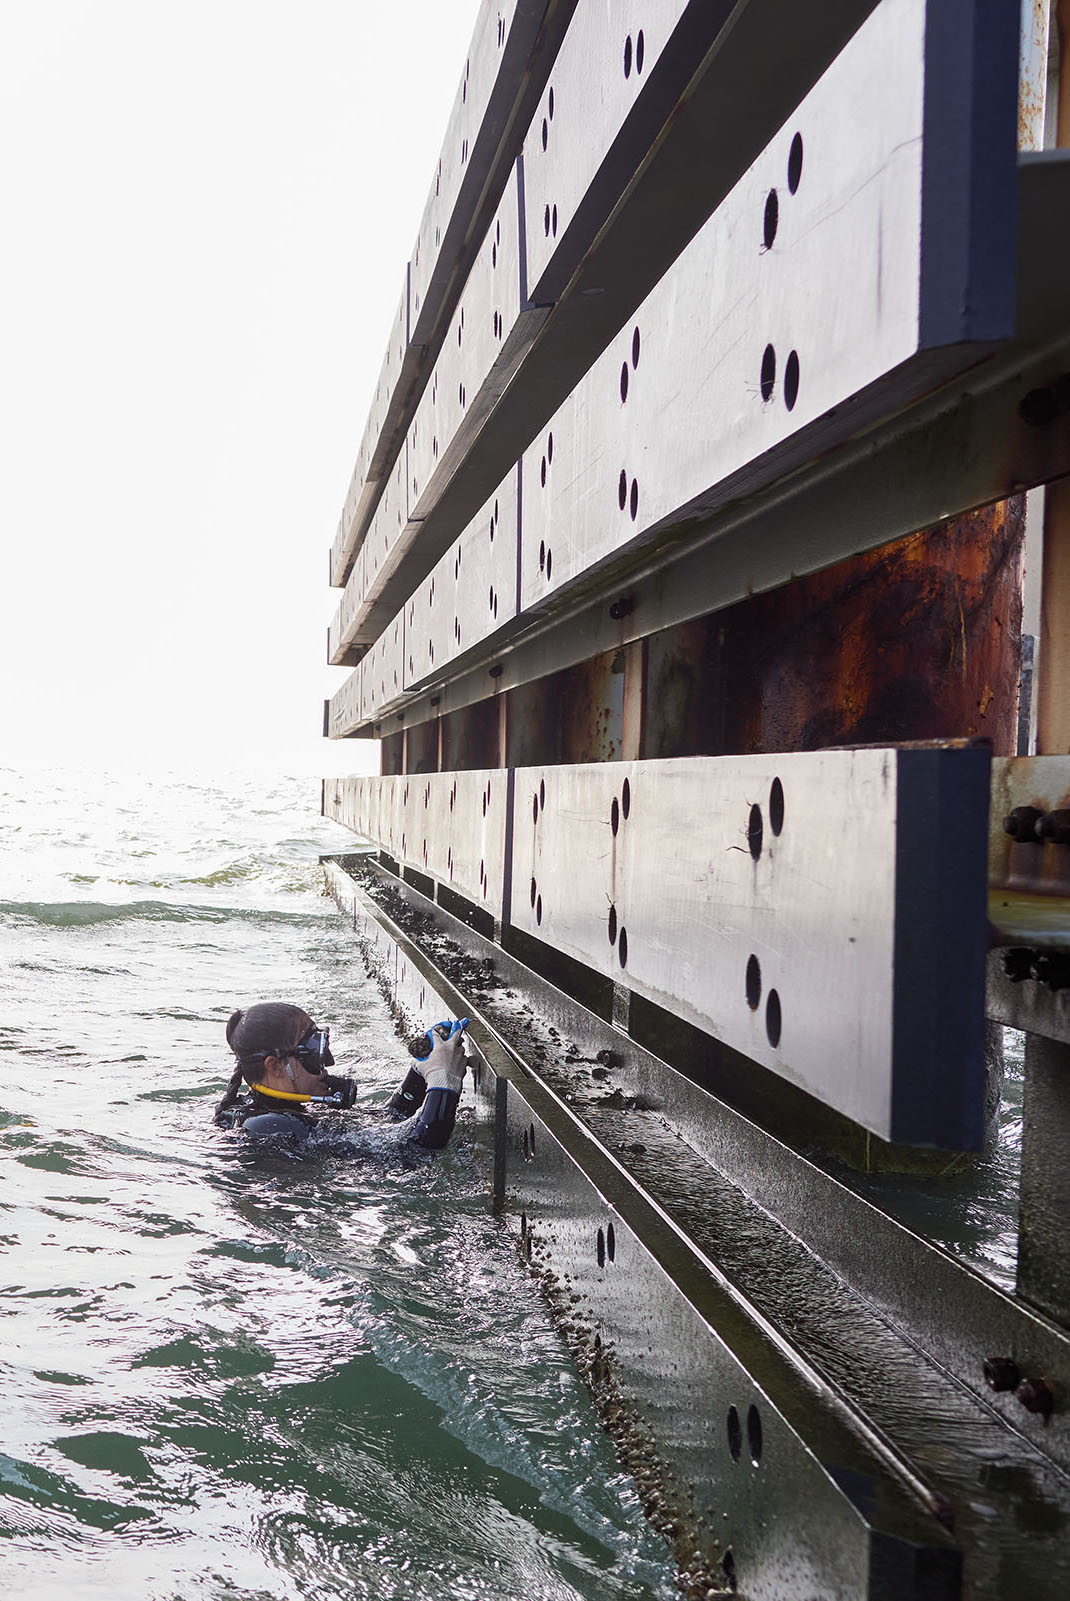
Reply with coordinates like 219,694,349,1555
391,650,629,775
645,499,1026,761
506,649,625,768
404,718,440,775
440,695,500,771
380,730,404,776
1018,0,1052,151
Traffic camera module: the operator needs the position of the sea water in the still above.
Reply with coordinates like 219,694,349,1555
0,766,678,1601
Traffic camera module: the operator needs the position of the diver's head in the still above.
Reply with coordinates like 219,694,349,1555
225,1002,335,1096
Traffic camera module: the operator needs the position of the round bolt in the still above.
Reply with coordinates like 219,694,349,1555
1016,1377,1055,1421
983,1356,1020,1392
1003,806,1044,842
1037,809,1070,845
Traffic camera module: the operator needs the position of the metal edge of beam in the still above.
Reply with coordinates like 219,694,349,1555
319,858,964,1597
498,1090,958,1601
986,951,1070,1043
320,850,1070,1478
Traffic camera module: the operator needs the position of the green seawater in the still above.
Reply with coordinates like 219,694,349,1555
0,767,677,1600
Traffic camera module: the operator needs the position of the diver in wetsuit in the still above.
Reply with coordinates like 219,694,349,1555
214,1001,467,1150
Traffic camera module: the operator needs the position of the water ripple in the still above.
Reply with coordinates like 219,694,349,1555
0,768,676,1600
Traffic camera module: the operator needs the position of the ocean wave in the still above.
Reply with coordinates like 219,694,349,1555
176,860,262,887
0,899,332,930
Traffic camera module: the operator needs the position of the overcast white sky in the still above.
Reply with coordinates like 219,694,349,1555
0,0,481,775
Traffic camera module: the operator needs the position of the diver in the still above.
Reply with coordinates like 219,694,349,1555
214,1001,468,1150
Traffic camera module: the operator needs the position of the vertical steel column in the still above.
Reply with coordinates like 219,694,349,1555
1037,1,1070,756
620,639,645,762
1018,4,1070,1337
496,690,508,769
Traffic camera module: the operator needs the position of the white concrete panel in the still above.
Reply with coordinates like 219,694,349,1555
408,166,524,510
331,2,576,590
454,474,518,666
393,773,425,875
361,612,407,723
330,285,409,588
523,0,691,296
323,774,380,843
324,770,509,918
409,1,523,338
404,466,519,690
396,769,509,918
376,774,404,861
326,661,364,741
394,946,454,1036
509,749,979,1144
521,0,927,613
444,768,509,916
360,448,410,616
404,566,444,691
328,542,366,666
329,446,409,664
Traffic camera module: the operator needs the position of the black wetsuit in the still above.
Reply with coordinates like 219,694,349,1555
217,1067,460,1151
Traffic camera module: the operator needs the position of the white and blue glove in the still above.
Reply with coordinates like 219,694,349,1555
419,1019,469,1096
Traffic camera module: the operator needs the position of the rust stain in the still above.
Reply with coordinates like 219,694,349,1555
1018,0,1052,151
644,498,1026,760
506,649,628,767
727,499,1027,756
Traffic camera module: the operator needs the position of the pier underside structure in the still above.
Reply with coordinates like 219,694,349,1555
321,3,1070,1594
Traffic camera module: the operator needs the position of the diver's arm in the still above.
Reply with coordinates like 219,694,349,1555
214,1092,253,1128
403,1084,461,1150
395,1023,467,1149
384,1066,428,1121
